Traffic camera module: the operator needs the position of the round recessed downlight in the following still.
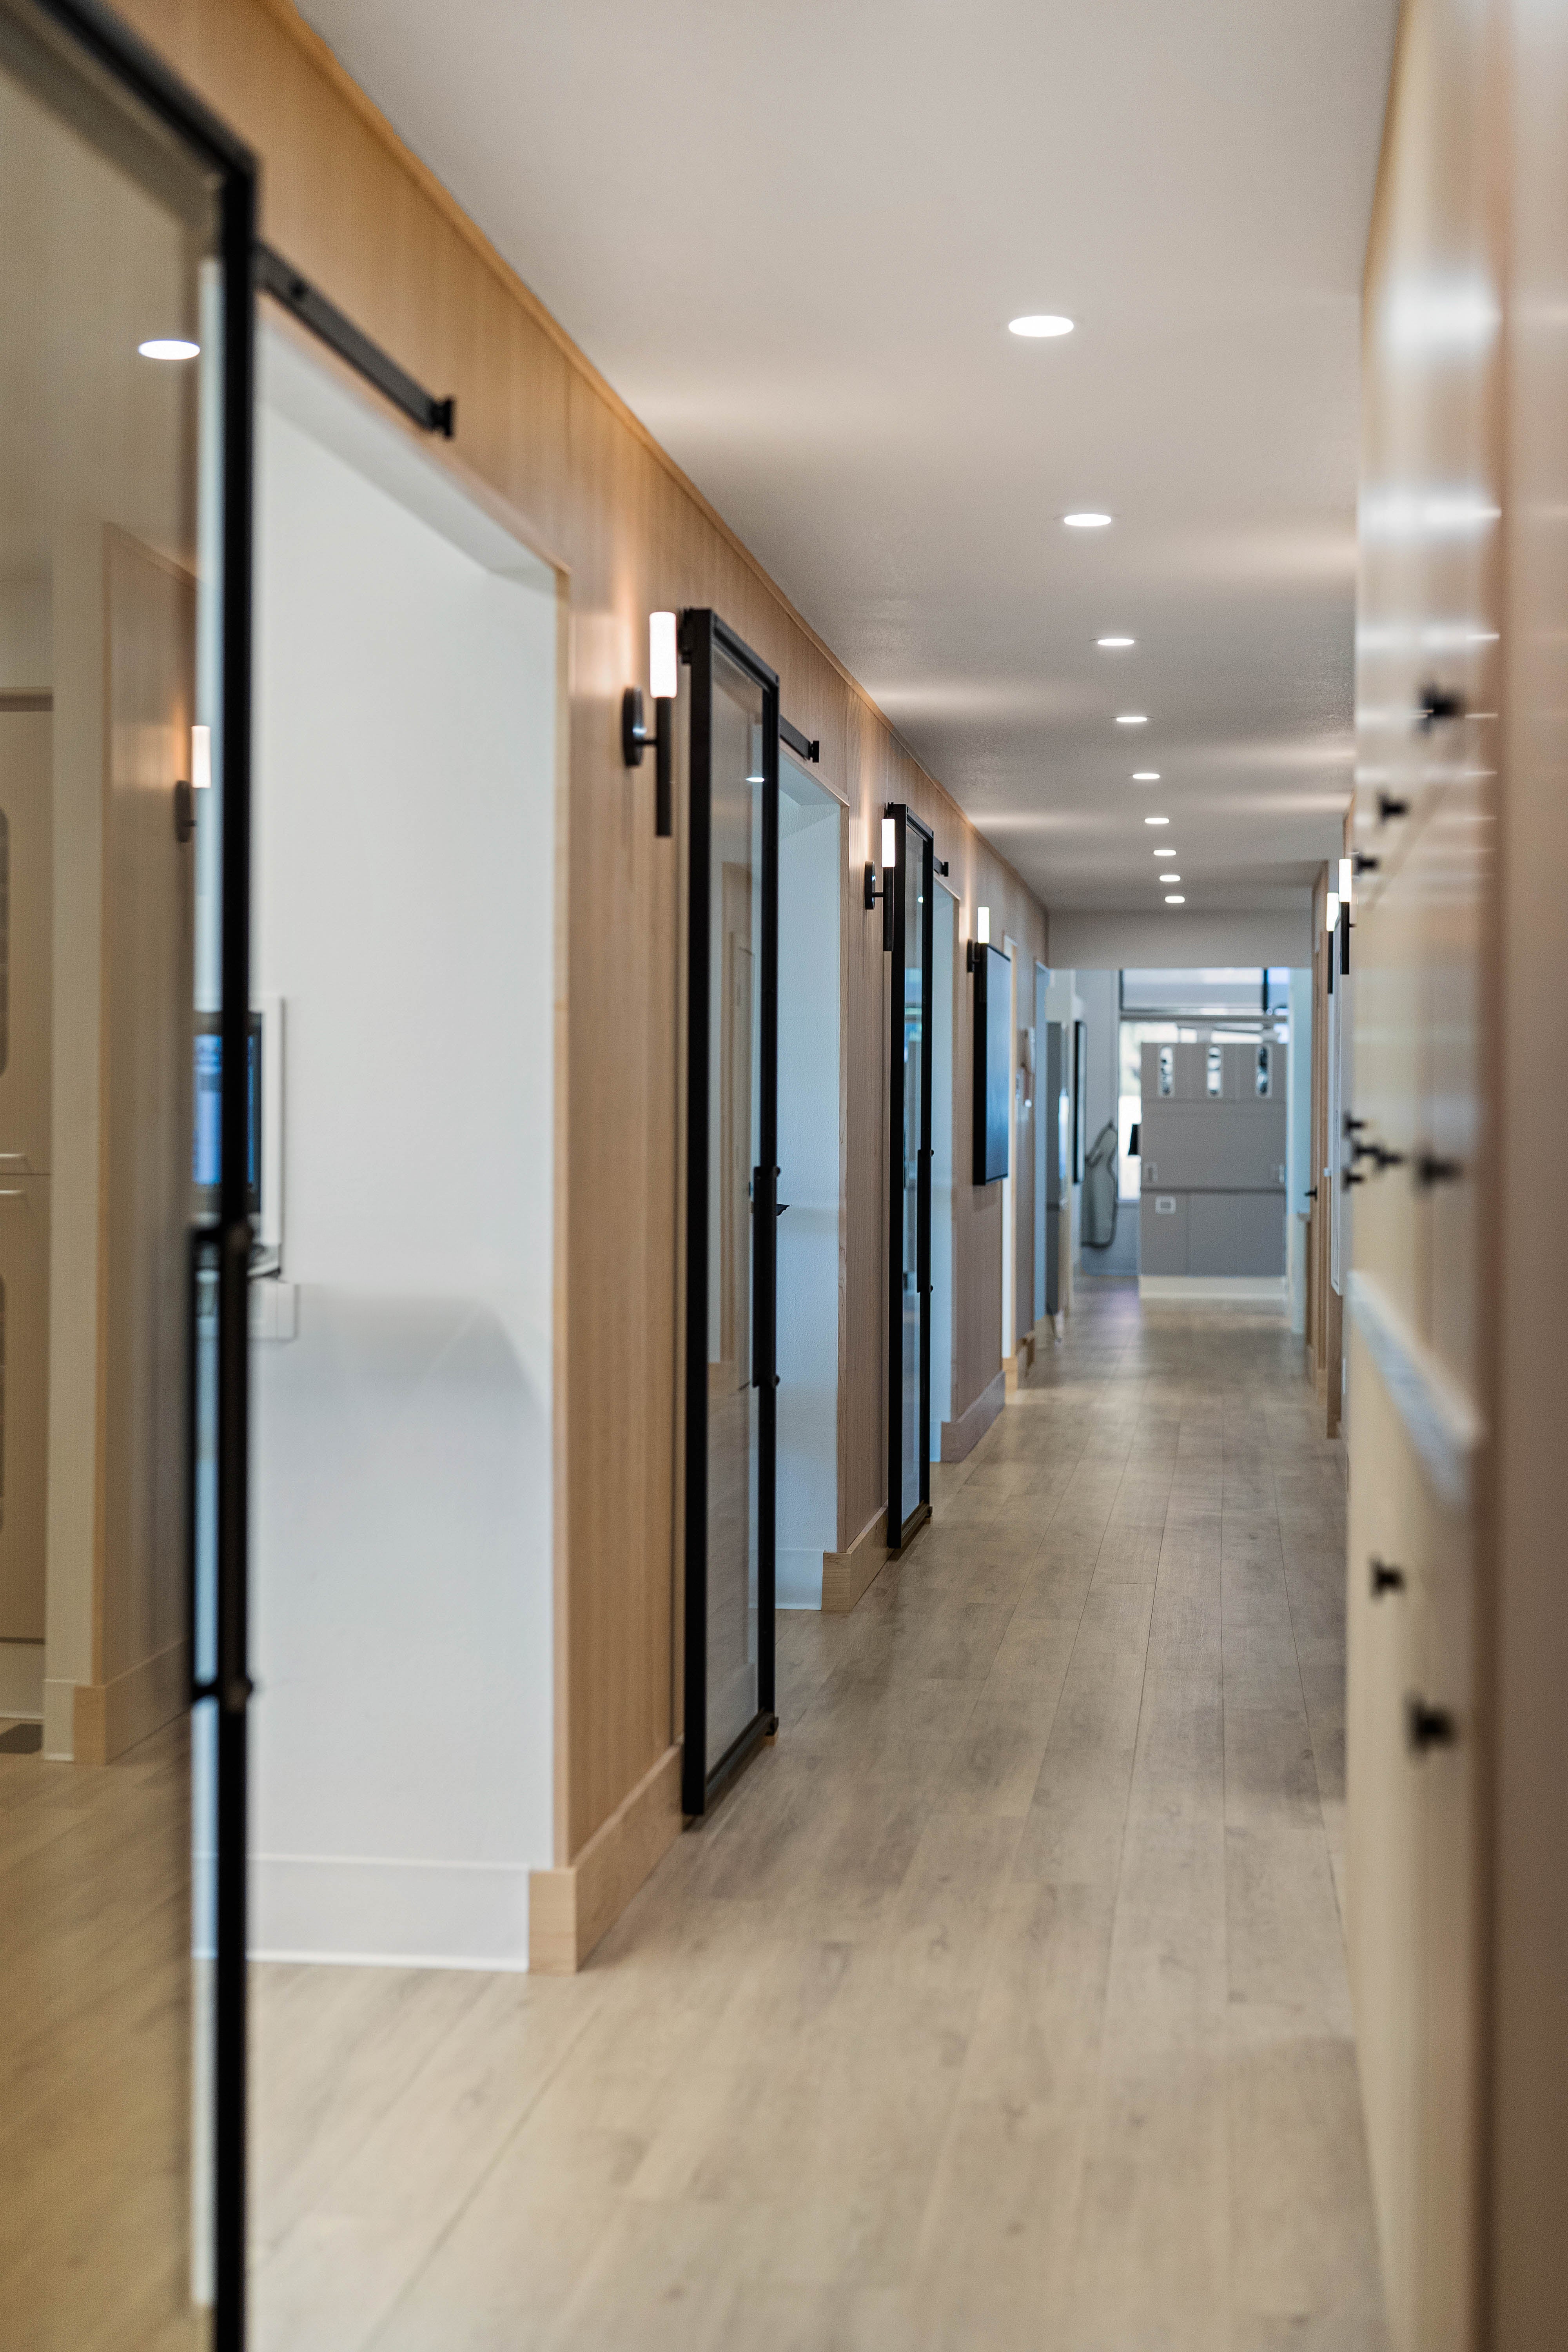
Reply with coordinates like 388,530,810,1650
1132,771,1160,781
138,338,200,360
1097,636,1134,648
1145,816,1170,826
1009,314,1074,338
1116,714,1148,726
1063,512,1112,529
1165,894,1186,904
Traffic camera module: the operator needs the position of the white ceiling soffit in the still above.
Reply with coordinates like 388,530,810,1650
303,0,1398,916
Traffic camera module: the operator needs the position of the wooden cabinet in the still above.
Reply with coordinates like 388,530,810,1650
1349,2,1568,2344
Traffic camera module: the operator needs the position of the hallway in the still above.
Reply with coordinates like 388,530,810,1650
252,1285,1383,2351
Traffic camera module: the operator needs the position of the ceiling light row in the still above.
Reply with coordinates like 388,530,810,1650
1008,311,1187,906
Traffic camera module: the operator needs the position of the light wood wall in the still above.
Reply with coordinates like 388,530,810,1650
116,0,1048,1912
1348,0,1568,2343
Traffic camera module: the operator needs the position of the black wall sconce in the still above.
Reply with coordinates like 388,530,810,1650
965,904,991,973
864,811,897,949
622,610,677,836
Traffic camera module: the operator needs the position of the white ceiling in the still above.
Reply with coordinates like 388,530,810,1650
303,0,1397,918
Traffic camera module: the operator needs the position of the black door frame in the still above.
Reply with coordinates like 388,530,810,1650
11,4,256,2343
680,609,780,1817
886,804,934,1552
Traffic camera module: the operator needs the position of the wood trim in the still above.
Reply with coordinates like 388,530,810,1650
942,1367,1005,1462
71,1638,188,1766
528,1741,682,1974
821,1506,889,1615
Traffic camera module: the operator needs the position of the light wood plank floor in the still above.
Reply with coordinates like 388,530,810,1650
252,1283,1387,2351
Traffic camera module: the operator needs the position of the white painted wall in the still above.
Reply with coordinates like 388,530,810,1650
248,338,557,1967
1049,907,1312,970
1074,967,1136,1275
776,765,840,1606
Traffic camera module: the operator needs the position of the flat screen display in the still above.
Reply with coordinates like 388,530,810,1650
972,942,1011,1185
192,1013,261,1214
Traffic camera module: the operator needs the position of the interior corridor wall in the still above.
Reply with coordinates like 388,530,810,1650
1073,968,1129,1275
248,368,557,1967
113,0,1049,1962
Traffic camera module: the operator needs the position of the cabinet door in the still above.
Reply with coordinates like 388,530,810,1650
1349,0,1499,2343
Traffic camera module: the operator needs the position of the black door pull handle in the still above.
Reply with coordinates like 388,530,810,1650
1406,1695,1457,1753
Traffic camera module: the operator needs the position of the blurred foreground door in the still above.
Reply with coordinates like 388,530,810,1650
0,5,255,2346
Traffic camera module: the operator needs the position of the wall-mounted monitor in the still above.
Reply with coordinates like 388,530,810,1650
972,942,1011,1185
193,997,283,1266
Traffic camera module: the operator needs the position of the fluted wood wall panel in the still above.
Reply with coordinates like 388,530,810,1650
118,0,1048,1867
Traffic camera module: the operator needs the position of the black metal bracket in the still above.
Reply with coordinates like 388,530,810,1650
256,242,455,438
1370,1558,1406,1597
780,715,819,764
622,686,672,836
1377,791,1411,824
174,777,196,842
935,856,950,877
1354,851,1381,875
1416,1151,1463,1189
1416,680,1467,732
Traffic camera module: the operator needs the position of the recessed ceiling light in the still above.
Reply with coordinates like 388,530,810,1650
1153,848,1175,858
1164,876,1181,884
1145,816,1169,826
1009,314,1074,338
1116,714,1148,726
1132,771,1160,782
1165,895,1185,904
138,337,200,360
1062,512,1112,529
1097,635,1134,648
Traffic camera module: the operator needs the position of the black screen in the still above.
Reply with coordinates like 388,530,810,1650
973,942,1011,1185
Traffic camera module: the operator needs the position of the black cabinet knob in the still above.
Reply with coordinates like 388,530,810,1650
1406,1695,1457,1754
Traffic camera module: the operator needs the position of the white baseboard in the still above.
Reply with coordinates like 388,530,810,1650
776,1544,826,1610
249,1852,532,1970
0,1640,43,1719
1138,1275,1287,1307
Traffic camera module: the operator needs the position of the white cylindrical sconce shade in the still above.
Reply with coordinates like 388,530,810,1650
649,610,678,701
976,905,991,945
1338,855,1353,904
191,722,212,789
881,817,897,869
1326,891,1340,934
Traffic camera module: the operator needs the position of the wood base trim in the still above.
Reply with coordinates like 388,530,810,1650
941,1368,1006,1463
822,1506,888,1615
528,1742,682,1975
71,1639,189,1765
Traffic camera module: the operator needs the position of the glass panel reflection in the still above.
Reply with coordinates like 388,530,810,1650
0,23,218,2344
705,650,764,1771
